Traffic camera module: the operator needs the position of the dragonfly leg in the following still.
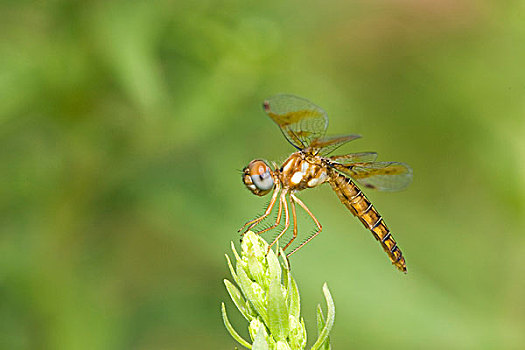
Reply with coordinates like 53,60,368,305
268,191,290,251
282,194,298,251
255,194,283,235
238,183,280,234
286,193,322,257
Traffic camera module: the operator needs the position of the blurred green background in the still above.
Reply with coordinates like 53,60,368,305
1,0,524,349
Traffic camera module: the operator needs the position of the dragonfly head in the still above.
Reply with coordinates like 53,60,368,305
242,159,276,196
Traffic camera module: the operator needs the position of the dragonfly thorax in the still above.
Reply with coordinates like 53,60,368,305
279,152,329,191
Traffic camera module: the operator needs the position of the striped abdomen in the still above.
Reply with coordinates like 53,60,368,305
328,171,407,272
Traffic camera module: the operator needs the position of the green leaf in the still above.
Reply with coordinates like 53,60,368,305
282,264,291,308
224,279,254,322
279,247,290,271
310,284,335,350
315,306,330,350
247,248,267,289
221,303,252,349
237,265,269,324
268,271,289,341
316,305,325,337
267,248,281,283
226,254,242,288
300,318,307,349
288,314,306,349
287,276,300,318
231,241,242,262
252,324,269,350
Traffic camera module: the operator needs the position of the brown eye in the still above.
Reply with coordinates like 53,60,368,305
243,160,274,196
249,160,274,191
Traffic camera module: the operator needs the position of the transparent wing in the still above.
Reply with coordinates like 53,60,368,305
263,94,328,150
329,151,378,164
308,134,362,156
332,161,412,191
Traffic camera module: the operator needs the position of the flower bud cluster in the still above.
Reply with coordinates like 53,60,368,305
221,231,334,350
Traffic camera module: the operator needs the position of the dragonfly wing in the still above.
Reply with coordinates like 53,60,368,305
329,151,378,164
308,134,362,155
332,161,412,191
263,94,328,150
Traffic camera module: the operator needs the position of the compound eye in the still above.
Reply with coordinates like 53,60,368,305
248,160,274,192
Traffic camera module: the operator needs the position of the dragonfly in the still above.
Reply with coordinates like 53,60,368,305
239,94,412,272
